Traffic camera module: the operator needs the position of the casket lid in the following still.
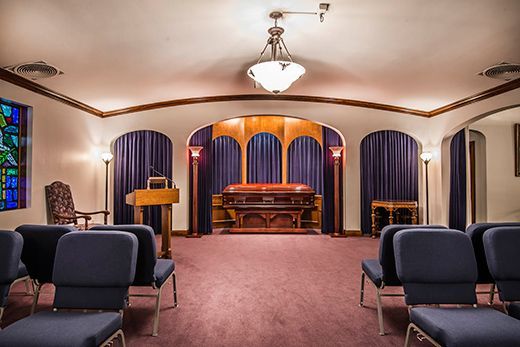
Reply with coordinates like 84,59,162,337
223,183,314,193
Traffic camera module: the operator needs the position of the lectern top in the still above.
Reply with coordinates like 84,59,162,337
126,188,180,206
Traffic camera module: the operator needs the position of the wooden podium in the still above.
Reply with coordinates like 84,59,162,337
126,188,179,258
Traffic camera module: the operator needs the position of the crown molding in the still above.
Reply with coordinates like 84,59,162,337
1,67,519,119
0,68,103,117
101,94,430,117
429,78,520,116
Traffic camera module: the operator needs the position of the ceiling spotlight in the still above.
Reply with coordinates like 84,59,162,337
247,11,305,94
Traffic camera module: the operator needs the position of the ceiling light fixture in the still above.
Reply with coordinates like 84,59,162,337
247,11,305,94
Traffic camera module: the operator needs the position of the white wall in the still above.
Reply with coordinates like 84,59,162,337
470,108,520,221
2,79,519,231
0,80,105,229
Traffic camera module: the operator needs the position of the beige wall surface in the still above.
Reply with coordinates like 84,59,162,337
1,79,519,231
0,80,105,230
470,108,520,222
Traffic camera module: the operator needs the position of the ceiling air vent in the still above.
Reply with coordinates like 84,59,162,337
4,61,64,80
479,62,520,81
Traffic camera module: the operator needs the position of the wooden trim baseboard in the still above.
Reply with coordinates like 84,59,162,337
345,229,363,236
2,67,519,119
172,229,188,236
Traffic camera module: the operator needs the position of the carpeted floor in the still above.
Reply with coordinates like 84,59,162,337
4,234,495,346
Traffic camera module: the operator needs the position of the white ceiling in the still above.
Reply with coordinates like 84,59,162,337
0,0,519,112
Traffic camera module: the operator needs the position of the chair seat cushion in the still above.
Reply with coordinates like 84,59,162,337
509,303,520,320
410,307,520,347
154,259,175,288
17,261,28,279
0,311,122,347
361,259,383,287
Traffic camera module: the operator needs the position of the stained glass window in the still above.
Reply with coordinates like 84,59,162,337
0,100,27,211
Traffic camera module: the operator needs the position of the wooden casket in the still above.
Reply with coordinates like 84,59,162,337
222,183,315,233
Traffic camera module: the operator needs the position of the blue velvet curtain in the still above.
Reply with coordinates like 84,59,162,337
212,136,242,193
189,126,213,234
322,127,344,233
449,129,467,231
247,132,282,183
360,130,419,235
113,130,173,233
287,136,323,195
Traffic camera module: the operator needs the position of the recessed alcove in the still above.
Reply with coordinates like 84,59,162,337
187,115,345,234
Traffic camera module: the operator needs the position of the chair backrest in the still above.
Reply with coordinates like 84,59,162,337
15,224,77,284
394,229,478,305
0,231,23,307
52,231,138,310
483,226,520,302
378,224,448,285
45,181,77,224
90,224,157,285
466,222,520,284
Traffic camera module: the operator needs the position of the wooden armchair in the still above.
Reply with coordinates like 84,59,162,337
45,181,109,230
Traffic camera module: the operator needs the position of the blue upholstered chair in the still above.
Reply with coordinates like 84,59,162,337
394,229,520,347
10,261,32,295
90,224,178,336
466,222,520,304
483,226,520,320
0,230,24,327
0,230,138,347
359,224,447,335
15,224,77,314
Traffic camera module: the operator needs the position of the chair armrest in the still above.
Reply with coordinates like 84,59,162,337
75,210,110,225
75,210,110,216
54,214,92,228
55,213,92,222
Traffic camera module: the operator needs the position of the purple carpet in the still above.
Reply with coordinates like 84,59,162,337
4,235,495,346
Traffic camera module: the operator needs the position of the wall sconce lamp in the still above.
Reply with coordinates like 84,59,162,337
420,151,433,224
101,152,113,213
329,146,343,159
188,146,203,238
329,146,345,237
189,146,203,160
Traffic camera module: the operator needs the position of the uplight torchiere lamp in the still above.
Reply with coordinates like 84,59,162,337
420,151,433,225
329,146,345,237
188,146,203,238
101,152,114,212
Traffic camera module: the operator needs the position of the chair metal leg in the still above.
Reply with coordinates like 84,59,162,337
100,329,126,347
172,272,178,308
359,272,366,307
152,286,164,337
30,282,41,315
119,330,126,347
376,287,385,336
404,324,413,347
24,278,32,295
488,283,496,305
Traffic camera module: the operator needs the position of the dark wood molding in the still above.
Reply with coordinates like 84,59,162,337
102,94,430,118
0,68,103,117
429,78,520,117
345,229,363,236
2,66,519,119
